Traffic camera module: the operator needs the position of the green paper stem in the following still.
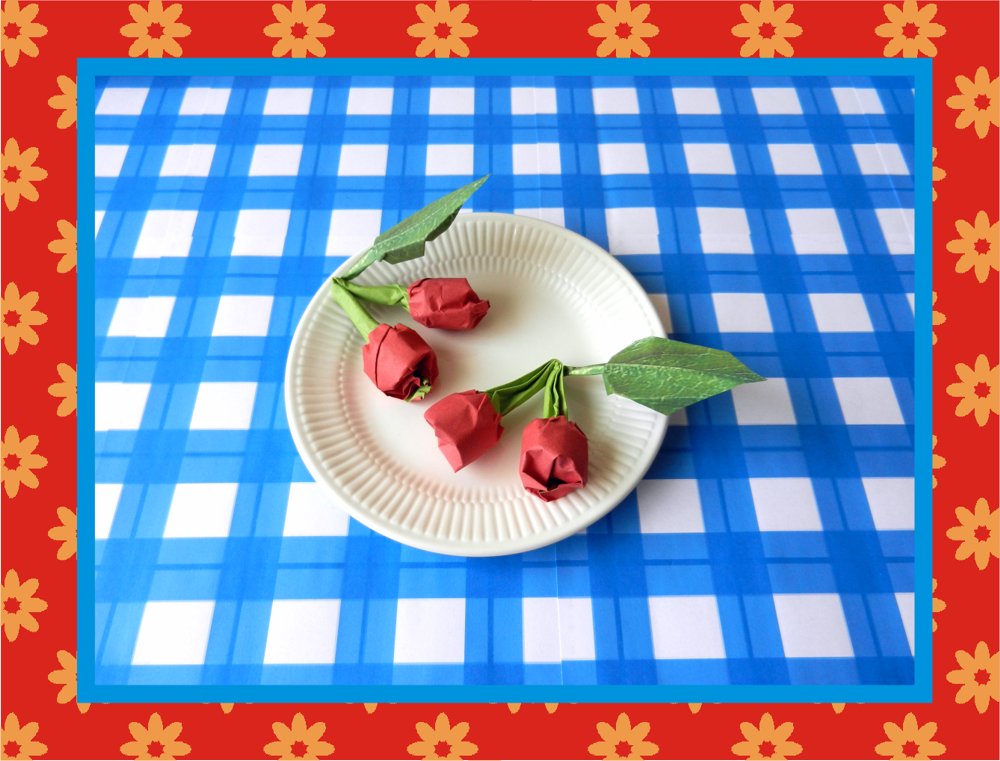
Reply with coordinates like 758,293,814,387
565,364,604,377
330,279,380,338
541,361,567,419
485,359,561,417
332,279,409,309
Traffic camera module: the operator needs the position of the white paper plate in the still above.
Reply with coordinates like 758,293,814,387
285,212,667,556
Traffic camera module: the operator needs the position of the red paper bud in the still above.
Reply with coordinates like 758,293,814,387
519,416,589,502
407,278,490,330
424,390,504,471
362,323,439,401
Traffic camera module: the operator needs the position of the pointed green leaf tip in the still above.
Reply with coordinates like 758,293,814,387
342,174,489,279
602,337,765,415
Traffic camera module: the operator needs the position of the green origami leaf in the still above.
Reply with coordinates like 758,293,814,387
601,337,764,415
341,175,489,279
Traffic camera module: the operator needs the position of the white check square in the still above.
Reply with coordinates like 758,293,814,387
712,293,773,333
752,87,803,115
512,143,561,175
592,87,639,114
862,477,914,530
249,144,303,176
346,87,394,115
731,378,796,425
96,87,148,115
95,383,151,431
107,296,176,338
178,87,231,116
637,479,704,533
510,87,557,115
833,377,904,425
134,210,197,258
597,143,649,175
605,207,658,255
853,143,909,175
697,207,753,254
672,87,721,115
132,600,215,665
283,482,350,536
263,87,312,115
513,208,565,227
163,483,238,538
522,597,596,663
683,143,736,174
211,295,274,337
95,145,129,178
809,293,874,332
832,87,884,115
875,208,915,254
429,87,475,115
749,478,823,531
160,144,216,177
786,209,848,254
95,483,124,540
264,599,341,664
393,598,465,664
773,593,854,657
768,144,822,175
426,144,474,176
232,209,290,257
648,596,726,659
189,382,257,430
326,209,383,256
337,144,388,177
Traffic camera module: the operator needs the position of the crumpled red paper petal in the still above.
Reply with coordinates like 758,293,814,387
362,323,439,400
424,390,504,471
519,416,589,502
407,277,490,330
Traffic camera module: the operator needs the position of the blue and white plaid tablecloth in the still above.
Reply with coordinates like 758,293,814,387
92,73,916,689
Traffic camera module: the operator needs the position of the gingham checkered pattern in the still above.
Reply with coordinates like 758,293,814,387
93,74,916,687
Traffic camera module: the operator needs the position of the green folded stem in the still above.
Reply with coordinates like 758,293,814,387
485,359,562,417
565,364,605,377
330,278,380,338
541,360,568,419
332,278,409,309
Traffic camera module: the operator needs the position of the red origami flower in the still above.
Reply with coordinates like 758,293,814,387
424,390,504,471
407,277,490,330
362,323,438,401
519,416,588,502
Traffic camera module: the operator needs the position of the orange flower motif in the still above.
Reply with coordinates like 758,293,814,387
731,0,802,58
731,712,802,759
931,147,944,200
264,0,334,58
1,283,47,355
874,0,945,58
587,0,659,58
1,569,47,642
945,641,998,713
506,703,558,714
945,66,999,139
47,363,76,417
47,649,90,713
931,578,945,632
47,75,76,129
587,713,659,760
831,703,846,713
263,712,335,759
945,354,998,426
120,0,190,58
1,0,47,67
931,434,945,488
1,425,48,499
407,713,478,760
47,506,77,561
874,712,946,759
931,291,945,345
120,713,191,759
48,219,77,274
945,210,998,283
1,138,47,212
945,497,998,570
363,703,378,713
1,713,48,760
688,703,702,714
220,703,234,713
407,0,477,58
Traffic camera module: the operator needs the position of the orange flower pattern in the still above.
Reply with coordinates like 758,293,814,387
47,506,77,561
1,282,47,354
1,569,47,642
120,713,192,759
731,712,803,759
945,210,999,283
587,713,659,760
931,147,945,200
731,0,802,58
1,425,48,499
0,0,47,67
47,74,76,129
120,0,191,58
407,0,477,58
945,641,998,713
48,219,77,274
931,434,945,487
1,137,47,211
1,713,47,760
945,354,998,426
874,712,946,759
945,66,999,139
945,497,998,570
587,0,659,58
407,713,478,760
263,712,335,759
264,0,335,58
874,0,945,57
931,291,945,345
46,650,90,713
931,578,945,632
47,363,76,417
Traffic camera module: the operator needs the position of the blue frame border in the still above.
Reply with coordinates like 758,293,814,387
77,56,933,704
